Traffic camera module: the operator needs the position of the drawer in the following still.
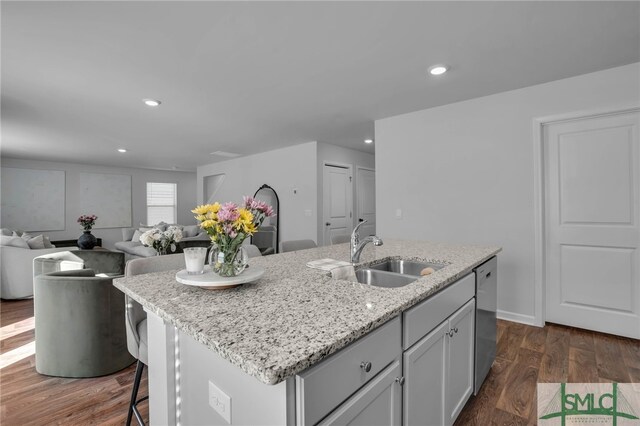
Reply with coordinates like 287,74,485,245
403,273,475,350
296,316,401,426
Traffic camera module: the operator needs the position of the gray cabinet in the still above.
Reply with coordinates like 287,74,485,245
296,273,478,426
445,299,475,425
403,298,475,426
296,317,402,425
403,320,448,426
318,360,402,426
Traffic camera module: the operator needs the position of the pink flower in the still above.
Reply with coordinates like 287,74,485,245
217,202,240,222
243,196,274,217
243,196,254,209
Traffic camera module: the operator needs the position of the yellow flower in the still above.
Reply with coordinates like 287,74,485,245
191,205,209,215
244,222,257,235
234,208,254,231
191,203,221,216
200,220,217,229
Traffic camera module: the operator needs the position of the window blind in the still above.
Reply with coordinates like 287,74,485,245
147,182,177,224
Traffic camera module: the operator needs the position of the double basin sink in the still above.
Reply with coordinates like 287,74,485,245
355,259,445,288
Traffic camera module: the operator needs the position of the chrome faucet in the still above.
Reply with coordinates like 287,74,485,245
351,220,383,263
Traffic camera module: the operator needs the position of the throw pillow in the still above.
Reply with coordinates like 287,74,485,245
132,229,143,243
182,225,200,238
0,235,30,248
43,236,54,248
26,234,46,249
0,228,12,236
140,222,168,232
19,232,34,241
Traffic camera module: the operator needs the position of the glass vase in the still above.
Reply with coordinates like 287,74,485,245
208,244,248,277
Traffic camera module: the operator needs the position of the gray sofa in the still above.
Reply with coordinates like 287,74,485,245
114,224,209,261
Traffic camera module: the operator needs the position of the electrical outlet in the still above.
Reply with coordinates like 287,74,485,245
395,208,402,219
304,209,312,217
209,381,231,424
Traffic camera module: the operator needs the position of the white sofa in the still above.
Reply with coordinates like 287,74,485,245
1,245,72,299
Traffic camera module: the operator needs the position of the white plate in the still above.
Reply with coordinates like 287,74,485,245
175,265,265,290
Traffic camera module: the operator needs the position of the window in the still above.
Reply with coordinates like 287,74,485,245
147,182,177,224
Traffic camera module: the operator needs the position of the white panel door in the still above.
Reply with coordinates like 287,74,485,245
544,110,640,338
323,165,353,246
356,167,376,237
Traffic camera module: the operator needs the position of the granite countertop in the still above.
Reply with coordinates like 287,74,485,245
113,239,501,386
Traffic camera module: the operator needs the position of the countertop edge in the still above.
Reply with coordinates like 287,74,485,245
113,246,501,386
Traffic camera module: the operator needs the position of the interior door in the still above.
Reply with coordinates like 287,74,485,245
544,110,640,338
323,165,353,246
356,167,376,237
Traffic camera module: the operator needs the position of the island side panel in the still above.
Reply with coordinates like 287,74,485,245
178,329,290,426
146,310,177,425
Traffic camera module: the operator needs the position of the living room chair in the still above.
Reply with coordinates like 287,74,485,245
33,269,134,377
34,250,125,277
279,239,317,253
124,253,185,426
331,234,351,245
244,244,262,258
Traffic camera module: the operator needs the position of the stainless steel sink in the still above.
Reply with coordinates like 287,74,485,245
368,259,445,276
355,269,419,288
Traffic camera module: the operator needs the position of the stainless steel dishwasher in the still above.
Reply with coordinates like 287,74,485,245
474,256,497,395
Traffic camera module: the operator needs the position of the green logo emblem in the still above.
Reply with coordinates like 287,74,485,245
539,383,639,425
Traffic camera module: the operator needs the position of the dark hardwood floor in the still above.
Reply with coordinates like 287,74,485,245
1,299,148,425
1,298,637,425
455,320,639,426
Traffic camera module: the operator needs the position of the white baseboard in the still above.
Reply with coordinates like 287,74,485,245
497,310,539,327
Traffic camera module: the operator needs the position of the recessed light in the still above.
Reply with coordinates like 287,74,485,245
364,139,374,144
428,65,448,76
117,148,127,153
143,99,161,107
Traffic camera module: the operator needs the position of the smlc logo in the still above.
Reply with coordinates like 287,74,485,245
538,383,640,425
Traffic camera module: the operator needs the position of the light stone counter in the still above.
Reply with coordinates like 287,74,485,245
113,239,500,386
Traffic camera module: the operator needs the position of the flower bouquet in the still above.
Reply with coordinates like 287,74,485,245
77,214,98,231
192,196,274,277
140,226,183,255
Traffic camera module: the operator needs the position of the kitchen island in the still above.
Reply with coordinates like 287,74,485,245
114,239,500,425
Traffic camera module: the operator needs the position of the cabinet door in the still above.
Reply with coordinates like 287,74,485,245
445,298,475,426
318,359,402,426
402,320,448,426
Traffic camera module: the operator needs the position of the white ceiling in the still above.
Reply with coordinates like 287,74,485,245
2,1,639,171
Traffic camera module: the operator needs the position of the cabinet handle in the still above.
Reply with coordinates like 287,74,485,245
453,327,459,334
447,330,454,337
395,376,405,386
360,361,372,372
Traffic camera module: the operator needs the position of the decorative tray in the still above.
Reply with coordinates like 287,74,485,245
175,265,265,290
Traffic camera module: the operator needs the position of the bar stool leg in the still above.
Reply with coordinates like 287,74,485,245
127,360,146,426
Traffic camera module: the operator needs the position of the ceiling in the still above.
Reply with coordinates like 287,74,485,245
2,1,639,171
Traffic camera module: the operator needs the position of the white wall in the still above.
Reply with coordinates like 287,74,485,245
197,142,318,244
316,142,375,245
375,63,640,325
0,158,197,249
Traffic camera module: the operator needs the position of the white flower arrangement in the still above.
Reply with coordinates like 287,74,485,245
140,226,183,255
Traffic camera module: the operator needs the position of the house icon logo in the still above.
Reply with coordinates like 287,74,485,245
538,383,640,425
